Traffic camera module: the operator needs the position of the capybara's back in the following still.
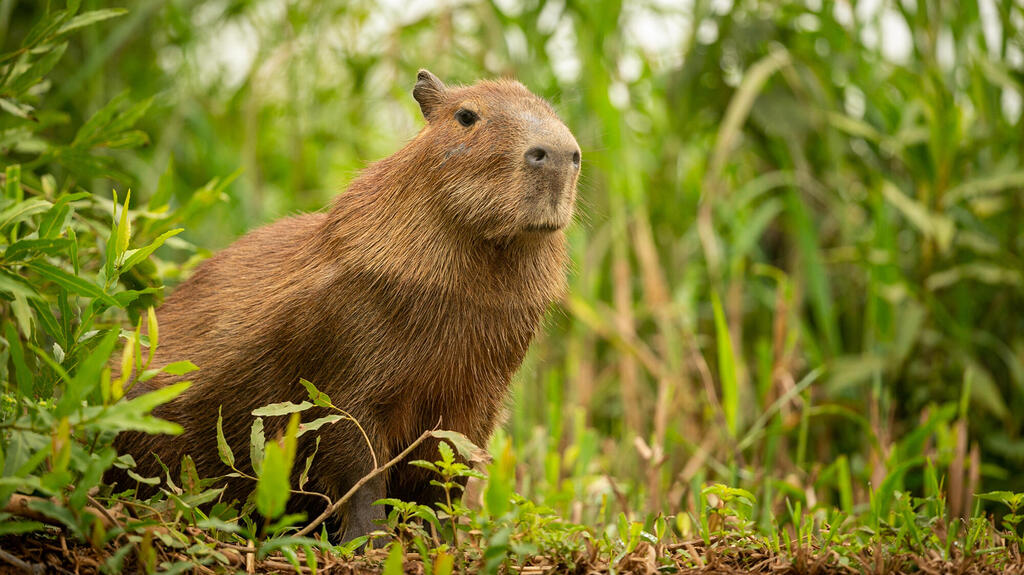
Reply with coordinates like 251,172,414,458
110,69,581,540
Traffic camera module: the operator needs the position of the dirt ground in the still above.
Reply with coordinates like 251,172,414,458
2,532,1023,575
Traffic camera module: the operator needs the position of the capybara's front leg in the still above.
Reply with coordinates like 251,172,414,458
339,473,386,544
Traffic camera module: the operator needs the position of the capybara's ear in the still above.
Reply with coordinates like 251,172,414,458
413,69,447,121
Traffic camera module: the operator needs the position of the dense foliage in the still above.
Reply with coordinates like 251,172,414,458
0,0,1022,572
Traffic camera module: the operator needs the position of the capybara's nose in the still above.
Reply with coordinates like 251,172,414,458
525,145,581,172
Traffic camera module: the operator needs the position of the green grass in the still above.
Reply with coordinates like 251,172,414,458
0,0,1023,572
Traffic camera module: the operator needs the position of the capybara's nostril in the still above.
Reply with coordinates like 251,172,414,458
571,150,581,169
525,146,549,167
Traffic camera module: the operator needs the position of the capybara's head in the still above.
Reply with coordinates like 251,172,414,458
410,69,580,240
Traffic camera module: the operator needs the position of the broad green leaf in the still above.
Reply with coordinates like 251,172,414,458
216,406,234,468
0,198,51,234
4,238,72,261
0,270,40,300
252,401,313,417
382,542,404,575
161,360,198,375
296,414,343,438
0,521,46,536
26,261,118,306
250,417,265,476
37,192,88,239
255,413,299,519
89,382,189,434
55,329,117,417
430,430,483,462
300,378,331,407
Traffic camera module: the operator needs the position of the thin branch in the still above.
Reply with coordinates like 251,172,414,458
294,425,436,538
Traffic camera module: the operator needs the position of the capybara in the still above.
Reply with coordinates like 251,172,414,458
109,69,580,541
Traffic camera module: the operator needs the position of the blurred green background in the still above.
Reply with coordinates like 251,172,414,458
3,0,1022,527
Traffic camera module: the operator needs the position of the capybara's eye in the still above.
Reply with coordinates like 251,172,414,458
455,108,478,127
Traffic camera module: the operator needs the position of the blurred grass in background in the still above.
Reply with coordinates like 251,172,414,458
3,0,1022,530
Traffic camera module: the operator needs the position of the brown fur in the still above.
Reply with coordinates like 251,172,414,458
108,70,580,540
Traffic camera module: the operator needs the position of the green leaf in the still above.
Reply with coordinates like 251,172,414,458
0,198,51,234
255,414,298,519
149,156,175,211
73,91,130,148
250,417,265,476
115,188,131,259
0,97,35,120
298,436,320,490
296,414,342,438
37,192,88,239
300,378,331,408
28,298,63,343
26,261,118,306
429,430,483,462
91,381,190,434
5,42,67,96
4,164,20,200
217,406,234,468
382,541,404,575
56,329,117,417
4,238,73,261
3,321,33,397
161,360,198,376
711,291,739,437
0,520,46,536
55,8,126,35
0,270,40,300
251,401,313,417
120,228,183,275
